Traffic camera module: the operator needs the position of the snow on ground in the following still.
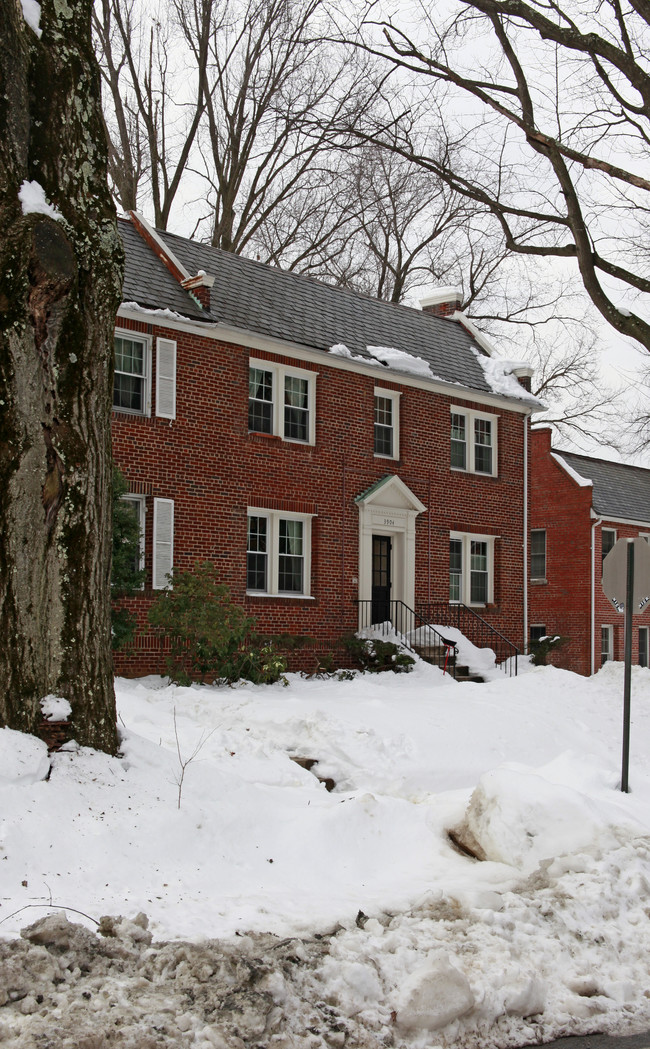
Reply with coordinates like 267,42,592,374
1,658,650,1047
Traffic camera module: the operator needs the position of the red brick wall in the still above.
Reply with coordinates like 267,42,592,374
529,428,650,675
112,319,529,676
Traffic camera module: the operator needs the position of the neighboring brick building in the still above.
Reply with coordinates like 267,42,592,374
529,427,650,675
112,213,540,675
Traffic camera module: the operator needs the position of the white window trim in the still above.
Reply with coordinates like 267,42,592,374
530,528,547,581
114,328,152,417
450,406,498,476
247,508,315,597
602,527,617,564
601,624,613,664
121,494,146,581
639,625,649,667
249,358,316,445
450,530,495,606
374,388,400,460
153,498,174,590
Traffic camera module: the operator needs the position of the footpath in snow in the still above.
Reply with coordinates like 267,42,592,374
1,658,650,1047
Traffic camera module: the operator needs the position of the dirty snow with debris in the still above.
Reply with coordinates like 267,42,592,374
1,658,650,1047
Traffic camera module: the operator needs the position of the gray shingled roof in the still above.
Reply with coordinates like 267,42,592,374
120,219,207,323
119,216,517,396
558,450,650,524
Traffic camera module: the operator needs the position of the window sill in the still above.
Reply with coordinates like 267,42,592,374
374,453,399,461
246,591,315,600
531,578,548,585
112,408,150,419
248,431,313,446
450,467,497,478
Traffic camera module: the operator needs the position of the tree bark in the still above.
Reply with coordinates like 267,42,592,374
0,0,123,752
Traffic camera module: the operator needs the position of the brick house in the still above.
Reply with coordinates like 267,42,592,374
112,213,540,675
529,427,650,675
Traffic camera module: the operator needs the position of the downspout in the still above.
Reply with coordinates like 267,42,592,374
523,414,529,654
591,516,602,675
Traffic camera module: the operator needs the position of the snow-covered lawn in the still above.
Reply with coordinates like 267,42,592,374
1,657,650,1047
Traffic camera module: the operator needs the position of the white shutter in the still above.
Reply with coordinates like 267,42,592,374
153,498,174,589
156,338,176,419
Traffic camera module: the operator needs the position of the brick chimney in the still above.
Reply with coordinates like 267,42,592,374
510,364,534,392
181,271,215,312
419,287,463,318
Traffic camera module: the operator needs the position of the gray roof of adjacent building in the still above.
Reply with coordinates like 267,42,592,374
118,215,538,404
556,450,650,525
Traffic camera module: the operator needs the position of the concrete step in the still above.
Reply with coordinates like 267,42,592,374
454,665,485,683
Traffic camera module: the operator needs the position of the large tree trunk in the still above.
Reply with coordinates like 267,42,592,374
0,0,123,753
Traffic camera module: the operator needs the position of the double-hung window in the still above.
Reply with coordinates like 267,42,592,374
602,528,616,566
121,494,146,578
113,332,175,419
531,529,547,580
114,333,149,414
639,626,649,668
450,407,497,476
374,389,399,458
601,624,613,664
247,510,313,596
248,359,315,444
450,532,495,605
249,368,274,434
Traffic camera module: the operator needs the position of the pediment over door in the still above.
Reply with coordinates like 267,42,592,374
355,474,426,514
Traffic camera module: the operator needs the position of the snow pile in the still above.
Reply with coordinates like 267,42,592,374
452,758,638,870
0,729,50,787
471,349,537,402
409,623,506,678
329,342,367,363
2,662,650,1045
40,695,71,722
328,343,445,382
18,180,61,221
367,345,435,379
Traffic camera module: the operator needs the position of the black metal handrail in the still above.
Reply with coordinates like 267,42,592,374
416,601,519,676
356,600,458,677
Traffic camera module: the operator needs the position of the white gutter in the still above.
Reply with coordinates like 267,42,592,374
591,516,602,675
116,304,539,416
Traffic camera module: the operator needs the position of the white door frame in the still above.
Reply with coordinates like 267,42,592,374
356,475,426,611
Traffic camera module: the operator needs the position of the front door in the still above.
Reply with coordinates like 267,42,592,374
371,535,392,624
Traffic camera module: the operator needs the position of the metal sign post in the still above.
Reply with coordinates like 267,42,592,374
602,536,650,794
622,542,633,793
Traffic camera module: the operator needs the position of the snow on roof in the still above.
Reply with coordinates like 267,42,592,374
472,350,543,405
367,345,435,379
551,452,593,487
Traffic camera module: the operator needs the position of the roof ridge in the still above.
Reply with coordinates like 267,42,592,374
556,449,650,474
157,226,458,333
